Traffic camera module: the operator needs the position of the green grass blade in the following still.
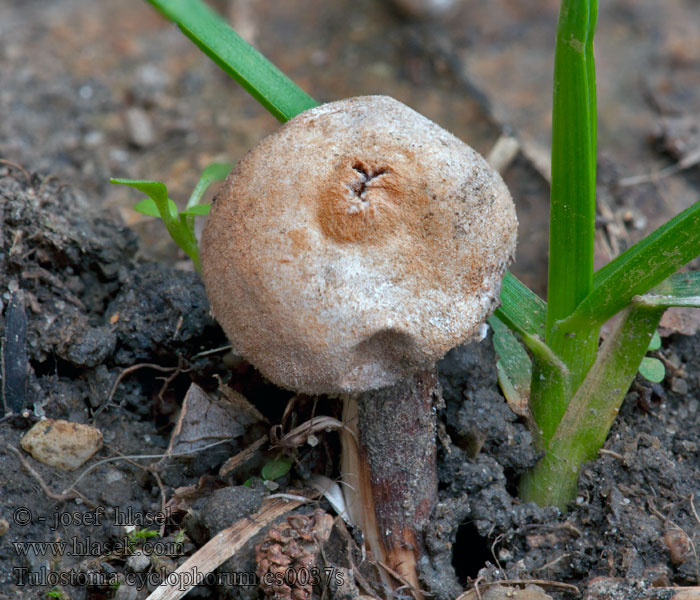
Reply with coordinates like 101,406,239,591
585,0,597,169
559,200,700,329
146,0,319,122
495,272,547,338
521,303,664,509
636,271,700,308
490,314,532,412
545,0,598,338
493,276,570,434
182,161,232,237
529,352,572,447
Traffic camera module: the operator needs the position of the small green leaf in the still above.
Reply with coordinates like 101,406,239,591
133,197,179,219
110,178,175,224
647,330,661,351
242,478,253,488
179,204,211,216
186,162,233,210
261,458,292,481
110,178,167,203
133,198,161,218
110,176,202,272
130,528,159,541
639,356,665,383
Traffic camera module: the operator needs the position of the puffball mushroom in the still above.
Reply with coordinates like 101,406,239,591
201,95,517,594
202,95,516,395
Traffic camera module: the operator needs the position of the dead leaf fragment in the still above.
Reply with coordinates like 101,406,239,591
659,307,700,337
164,383,245,459
165,474,228,514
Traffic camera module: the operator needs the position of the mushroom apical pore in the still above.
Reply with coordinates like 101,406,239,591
201,95,517,396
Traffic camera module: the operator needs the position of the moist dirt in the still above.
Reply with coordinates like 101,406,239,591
1,168,699,600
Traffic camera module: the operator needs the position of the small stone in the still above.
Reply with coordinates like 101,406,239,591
136,64,170,91
124,107,156,148
0,518,9,536
666,352,682,370
497,547,513,561
663,528,692,565
110,148,130,163
671,377,688,395
680,440,697,453
126,550,151,573
20,419,103,471
83,130,104,147
642,563,671,587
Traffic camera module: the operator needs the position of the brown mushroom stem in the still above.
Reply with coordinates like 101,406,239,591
340,369,439,596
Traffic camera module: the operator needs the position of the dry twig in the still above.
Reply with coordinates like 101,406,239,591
219,434,268,476
93,362,178,419
271,415,349,448
0,159,31,182
4,444,94,507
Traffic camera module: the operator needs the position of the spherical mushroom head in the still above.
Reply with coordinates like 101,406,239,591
201,95,517,395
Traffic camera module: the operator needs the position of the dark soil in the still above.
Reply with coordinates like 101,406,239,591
1,166,699,600
436,341,700,597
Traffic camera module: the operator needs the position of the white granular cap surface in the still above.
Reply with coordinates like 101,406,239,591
201,95,517,394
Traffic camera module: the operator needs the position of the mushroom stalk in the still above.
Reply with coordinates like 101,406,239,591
340,370,439,595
